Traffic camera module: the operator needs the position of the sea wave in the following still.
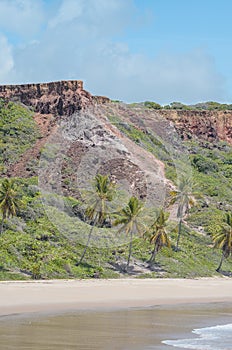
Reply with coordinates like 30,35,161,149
162,323,232,350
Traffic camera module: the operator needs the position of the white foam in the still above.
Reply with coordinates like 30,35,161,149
162,323,232,350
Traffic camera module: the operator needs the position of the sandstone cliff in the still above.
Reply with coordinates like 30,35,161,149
0,80,231,144
0,80,231,186
160,109,232,145
0,80,109,116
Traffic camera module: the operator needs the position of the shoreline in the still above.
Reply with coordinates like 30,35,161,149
1,277,232,317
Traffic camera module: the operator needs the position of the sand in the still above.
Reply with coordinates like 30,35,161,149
1,278,232,316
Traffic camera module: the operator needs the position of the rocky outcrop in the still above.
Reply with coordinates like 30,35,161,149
0,80,110,116
160,109,232,144
36,107,166,207
93,95,111,104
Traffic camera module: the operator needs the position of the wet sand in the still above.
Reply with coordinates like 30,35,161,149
1,278,232,316
0,302,231,349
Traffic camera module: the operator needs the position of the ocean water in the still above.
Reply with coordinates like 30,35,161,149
163,323,232,350
0,303,231,349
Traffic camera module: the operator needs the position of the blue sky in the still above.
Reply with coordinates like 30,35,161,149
0,0,231,104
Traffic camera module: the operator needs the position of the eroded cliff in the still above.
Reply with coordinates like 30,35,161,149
0,80,109,116
160,109,232,145
0,81,231,185
0,80,231,144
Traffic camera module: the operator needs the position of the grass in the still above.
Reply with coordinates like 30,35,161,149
0,177,231,279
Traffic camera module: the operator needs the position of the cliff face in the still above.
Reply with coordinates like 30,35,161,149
0,80,109,116
0,80,231,211
0,80,231,144
160,109,232,144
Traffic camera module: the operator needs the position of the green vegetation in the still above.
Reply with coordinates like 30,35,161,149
109,113,231,231
0,179,22,233
0,173,231,279
108,114,170,162
106,110,232,276
192,101,232,111
0,100,231,280
77,174,116,266
144,101,162,109
84,174,116,227
114,196,144,271
213,213,232,272
142,100,232,111
144,209,170,266
0,100,39,172
0,178,120,280
164,102,191,110
169,176,197,250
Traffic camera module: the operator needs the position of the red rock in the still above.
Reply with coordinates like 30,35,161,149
0,80,109,116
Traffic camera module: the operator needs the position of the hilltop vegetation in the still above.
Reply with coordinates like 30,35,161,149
0,100,232,280
143,100,232,110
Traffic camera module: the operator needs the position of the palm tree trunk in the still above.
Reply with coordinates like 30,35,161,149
175,218,182,250
77,200,101,266
148,246,157,266
216,252,225,272
0,213,6,234
126,230,133,272
76,219,96,266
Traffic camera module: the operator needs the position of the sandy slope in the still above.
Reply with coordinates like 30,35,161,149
1,278,232,316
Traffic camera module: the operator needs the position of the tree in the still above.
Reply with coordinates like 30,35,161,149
113,196,144,272
84,174,116,227
213,212,232,272
144,209,170,266
0,178,21,233
77,174,116,266
169,176,196,250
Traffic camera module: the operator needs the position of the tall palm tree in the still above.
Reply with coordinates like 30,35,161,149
77,174,116,266
169,176,196,250
0,178,21,233
113,196,144,272
144,209,170,266
213,212,232,272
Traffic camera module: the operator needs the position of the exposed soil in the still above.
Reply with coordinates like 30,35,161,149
7,113,57,177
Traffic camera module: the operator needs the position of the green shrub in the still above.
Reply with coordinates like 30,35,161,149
144,101,162,109
191,154,219,173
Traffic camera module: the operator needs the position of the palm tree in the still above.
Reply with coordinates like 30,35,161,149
213,212,232,272
169,176,196,250
85,174,116,227
77,174,116,266
144,209,170,266
0,178,21,233
113,196,144,272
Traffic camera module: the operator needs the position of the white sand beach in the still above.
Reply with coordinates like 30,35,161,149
1,278,232,316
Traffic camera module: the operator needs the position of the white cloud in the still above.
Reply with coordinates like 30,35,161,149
0,0,44,38
0,34,14,81
0,0,226,103
116,48,225,103
49,0,84,28
77,44,225,103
